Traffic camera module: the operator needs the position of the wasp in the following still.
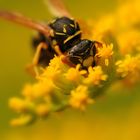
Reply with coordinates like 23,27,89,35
0,0,102,72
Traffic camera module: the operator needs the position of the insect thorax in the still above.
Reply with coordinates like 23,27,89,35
49,17,82,52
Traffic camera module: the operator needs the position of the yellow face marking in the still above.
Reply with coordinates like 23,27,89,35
55,32,66,35
74,20,77,28
63,24,67,33
63,27,67,33
64,30,82,44
70,24,75,27
52,40,57,45
83,56,94,67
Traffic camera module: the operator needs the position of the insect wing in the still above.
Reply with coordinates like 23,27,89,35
44,0,72,17
0,11,51,36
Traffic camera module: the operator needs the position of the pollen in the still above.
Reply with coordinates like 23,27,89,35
69,85,94,111
84,66,108,86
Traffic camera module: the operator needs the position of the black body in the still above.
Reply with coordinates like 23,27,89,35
32,16,81,65
32,17,96,69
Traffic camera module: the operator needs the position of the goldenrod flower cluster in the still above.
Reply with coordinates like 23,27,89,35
9,0,140,126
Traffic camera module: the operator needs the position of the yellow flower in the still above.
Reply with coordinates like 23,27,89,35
96,43,114,66
69,85,94,111
116,55,140,77
117,30,140,55
39,56,67,81
22,83,34,99
35,103,50,117
9,97,32,113
84,66,108,86
116,55,140,78
92,14,116,41
49,55,64,68
116,0,140,28
31,80,55,98
22,80,55,99
40,66,61,81
10,115,32,126
9,0,140,124
65,64,87,83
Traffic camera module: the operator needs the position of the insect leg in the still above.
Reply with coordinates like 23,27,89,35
26,42,48,76
0,11,51,36
53,45,63,56
52,45,75,67
32,42,48,65
45,0,72,17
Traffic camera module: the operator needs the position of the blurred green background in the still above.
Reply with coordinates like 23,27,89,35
0,0,140,140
